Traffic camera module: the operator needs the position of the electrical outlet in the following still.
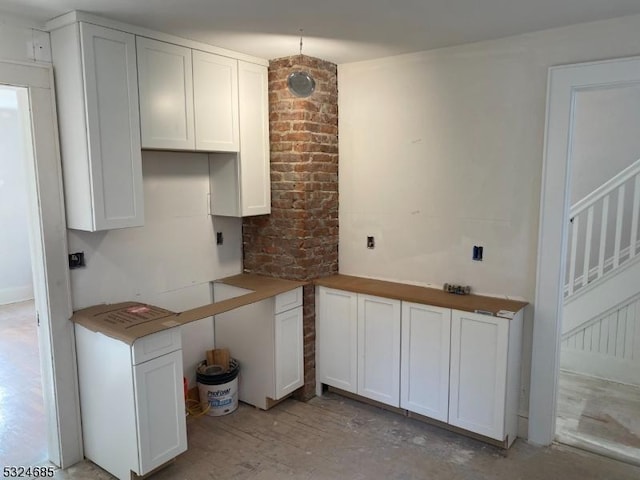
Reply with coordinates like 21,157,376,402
216,232,223,245
367,236,375,249
472,245,484,261
68,252,85,269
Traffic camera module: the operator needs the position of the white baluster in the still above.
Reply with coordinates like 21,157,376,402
597,195,609,280
614,184,625,269
630,174,639,259
582,206,594,287
568,215,579,296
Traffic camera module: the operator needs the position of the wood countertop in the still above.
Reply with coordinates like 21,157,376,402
176,274,307,324
315,275,528,317
71,274,307,344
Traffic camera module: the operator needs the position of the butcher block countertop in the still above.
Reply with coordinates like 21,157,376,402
178,274,307,324
70,274,306,344
315,274,528,317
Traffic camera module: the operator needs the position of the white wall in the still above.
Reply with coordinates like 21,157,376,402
0,87,33,304
0,12,49,304
570,85,640,205
338,13,640,428
0,13,51,63
67,151,243,383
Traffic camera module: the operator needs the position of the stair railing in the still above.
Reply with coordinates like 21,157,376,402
565,158,640,299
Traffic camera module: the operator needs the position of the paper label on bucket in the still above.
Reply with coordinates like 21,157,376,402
208,388,233,406
198,378,238,416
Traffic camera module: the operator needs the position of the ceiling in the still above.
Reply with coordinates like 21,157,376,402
2,0,640,64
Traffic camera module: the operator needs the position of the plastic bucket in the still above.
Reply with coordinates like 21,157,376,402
196,359,240,416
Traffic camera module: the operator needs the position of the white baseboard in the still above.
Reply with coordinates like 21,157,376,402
0,285,34,305
560,351,640,387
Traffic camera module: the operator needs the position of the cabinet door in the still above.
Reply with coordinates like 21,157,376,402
357,294,401,407
193,50,239,152
133,350,187,475
275,306,304,399
137,37,194,150
238,61,270,216
400,302,451,422
449,310,509,440
79,23,143,230
317,287,358,393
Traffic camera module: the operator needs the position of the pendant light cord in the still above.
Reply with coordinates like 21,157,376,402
299,29,304,59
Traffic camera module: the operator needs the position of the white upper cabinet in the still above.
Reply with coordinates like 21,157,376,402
238,61,271,215
193,50,239,152
50,22,143,231
49,12,270,223
209,61,270,217
137,37,195,150
137,37,242,153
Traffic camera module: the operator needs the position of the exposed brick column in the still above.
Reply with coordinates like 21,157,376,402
242,55,338,400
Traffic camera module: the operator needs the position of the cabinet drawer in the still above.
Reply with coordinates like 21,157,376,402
132,327,181,365
275,287,303,314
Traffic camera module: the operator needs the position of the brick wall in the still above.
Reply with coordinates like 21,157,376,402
242,55,338,399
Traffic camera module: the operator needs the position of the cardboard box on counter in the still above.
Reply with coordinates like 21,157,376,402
70,274,307,344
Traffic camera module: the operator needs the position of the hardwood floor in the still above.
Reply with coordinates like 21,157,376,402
0,300,48,468
557,370,640,466
55,391,640,480
3,301,639,478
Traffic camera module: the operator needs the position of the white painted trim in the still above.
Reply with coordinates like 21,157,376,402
563,290,640,339
530,54,640,446
570,158,640,217
560,351,640,387
0,61,83,467
563,254,640,331
45,10,268,67
564,240,640,297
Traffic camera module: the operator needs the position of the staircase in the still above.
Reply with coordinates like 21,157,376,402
561,159,640,386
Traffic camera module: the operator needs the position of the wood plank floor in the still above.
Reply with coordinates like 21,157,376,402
556,370,640,466
0,300,48,468
55,392,640,480
3,300,640,479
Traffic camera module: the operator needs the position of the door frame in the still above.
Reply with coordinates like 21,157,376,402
529,55,640,445
0,60,83,467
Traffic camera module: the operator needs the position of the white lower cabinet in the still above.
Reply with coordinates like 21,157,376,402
214,284,304,409
357,294,401,407
400,302,451,422
317,287,400,407
317,287,358,393
74,325,187,480
275,306,304,396
133,350,187,474
317,286,524,447
449,310,513,442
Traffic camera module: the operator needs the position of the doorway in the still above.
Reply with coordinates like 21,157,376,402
530,56,640,459
555,80,640,464
0,61,82,468
0,85,47,466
